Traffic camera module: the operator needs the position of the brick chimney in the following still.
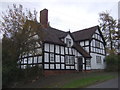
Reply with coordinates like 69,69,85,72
40,9,48,28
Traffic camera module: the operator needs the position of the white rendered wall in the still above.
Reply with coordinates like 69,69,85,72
90,53,106,69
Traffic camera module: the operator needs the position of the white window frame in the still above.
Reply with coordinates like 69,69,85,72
50,53,54,62
65,55,75,65
66,38,71,47
86,59,91,67
96,56,102,64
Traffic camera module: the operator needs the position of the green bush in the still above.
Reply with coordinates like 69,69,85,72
22,65,43,79
105,54,119,72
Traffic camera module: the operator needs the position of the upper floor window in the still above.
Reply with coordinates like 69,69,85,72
66,38,71,47
95,40,100,48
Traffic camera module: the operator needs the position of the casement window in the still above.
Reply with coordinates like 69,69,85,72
65,55,75,65
86,59,91,67
95,41,100,48
96,56,102,64
66,38,71,47
50,53,54,62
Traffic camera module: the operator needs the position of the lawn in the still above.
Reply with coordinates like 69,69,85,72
12,71,118,88
61,75,116,88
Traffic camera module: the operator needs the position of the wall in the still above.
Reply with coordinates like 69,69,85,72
44,43,84,71
90,53,106,69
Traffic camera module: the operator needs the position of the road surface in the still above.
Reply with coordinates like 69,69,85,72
87,77,119,88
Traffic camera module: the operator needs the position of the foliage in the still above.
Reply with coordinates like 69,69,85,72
2,36,21,87
22,65,43,79
1,4,44,87
105,53,120,72
99,11,118,52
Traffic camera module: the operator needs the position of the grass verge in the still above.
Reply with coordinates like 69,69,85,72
61,75,116,88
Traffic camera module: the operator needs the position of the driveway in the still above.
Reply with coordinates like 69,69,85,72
87,77,119,88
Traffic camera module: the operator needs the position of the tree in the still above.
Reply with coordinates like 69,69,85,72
1,4,44,87
99,11,117,53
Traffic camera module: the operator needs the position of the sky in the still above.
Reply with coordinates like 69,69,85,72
0,0,119,36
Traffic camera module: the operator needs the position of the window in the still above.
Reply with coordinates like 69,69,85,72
50,53,54,62
86,59,91,67
66,38,71,47
96,56,101,64
95,41,100,48
65,55,74,65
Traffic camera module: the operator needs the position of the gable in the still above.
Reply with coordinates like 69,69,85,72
64,34,74,47
72,26,98,41
91,28,106,45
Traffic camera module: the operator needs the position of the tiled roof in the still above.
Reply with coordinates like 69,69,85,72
72,43,91,58
42,27,67,45
40,26,91,58
72,26,99,41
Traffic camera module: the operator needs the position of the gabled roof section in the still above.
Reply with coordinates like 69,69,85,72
72,25,99,41
41,27,66,45
72,43,91,58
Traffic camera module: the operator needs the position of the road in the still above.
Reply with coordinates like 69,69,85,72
87,77,119,88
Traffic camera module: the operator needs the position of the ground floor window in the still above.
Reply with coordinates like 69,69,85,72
96,56,102,64
65,55,75,65
86,59,91,67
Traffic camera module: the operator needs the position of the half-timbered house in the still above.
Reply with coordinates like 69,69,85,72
18,9,106,74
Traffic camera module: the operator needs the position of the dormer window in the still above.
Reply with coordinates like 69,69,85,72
66,38,71,47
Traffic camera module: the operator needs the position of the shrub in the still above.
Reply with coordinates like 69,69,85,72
105,54,119,72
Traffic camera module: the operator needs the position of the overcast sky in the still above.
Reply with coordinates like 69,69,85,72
0,0,119,33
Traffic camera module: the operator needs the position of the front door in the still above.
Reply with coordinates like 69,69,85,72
77,57,83,71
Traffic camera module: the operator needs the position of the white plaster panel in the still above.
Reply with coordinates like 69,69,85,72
75,64,77,70
86,67,91,70
61,56,64,62
34,57,37,63
66,66,70,69
55,55,60,62
65,47,68,54
71,66,74,69
85,41,89,45
50,44,54,52
44,64,49,69
75,58,77,63
61,64,64,69
83,64,85,70
61,46,64,54
72,49,75,55
56,45,59,54
38,56,42,63
44,43,49,52
77,52,81,57
80,41,84,46
69,48,72,54
82,58,85,63
85,47,89,52
56,64,60,69
28,57,32,64
50,64,54,69
44,53,49,62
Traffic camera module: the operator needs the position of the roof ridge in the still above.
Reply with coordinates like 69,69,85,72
72,25,98,34
49,26,66,33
